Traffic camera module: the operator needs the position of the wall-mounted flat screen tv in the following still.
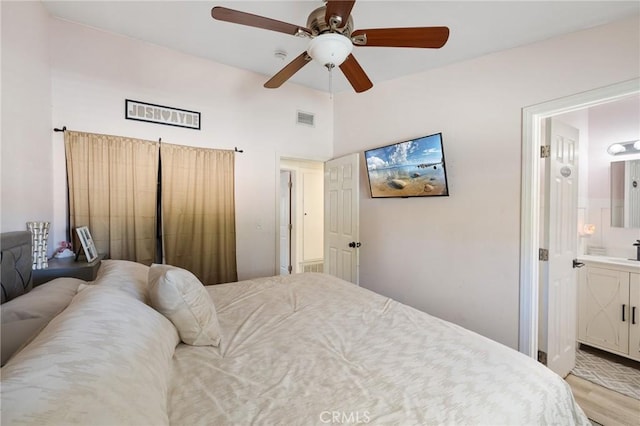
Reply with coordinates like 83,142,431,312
365,132,449,198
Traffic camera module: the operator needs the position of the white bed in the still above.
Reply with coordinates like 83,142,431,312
1,259,589,425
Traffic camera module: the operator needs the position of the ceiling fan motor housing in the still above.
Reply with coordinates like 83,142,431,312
306,6,353,36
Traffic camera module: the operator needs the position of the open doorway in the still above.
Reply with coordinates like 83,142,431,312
278,158,324,275
547,95,640,390
519,78,640,361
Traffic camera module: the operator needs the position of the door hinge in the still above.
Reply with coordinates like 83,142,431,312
540,145,550,158
537,350,547,365
287,265,292,274
539,248,549,261
288,223,293,231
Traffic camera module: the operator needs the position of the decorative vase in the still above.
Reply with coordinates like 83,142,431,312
27,221,50,270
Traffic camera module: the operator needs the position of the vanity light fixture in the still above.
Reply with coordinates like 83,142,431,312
607,139,640,156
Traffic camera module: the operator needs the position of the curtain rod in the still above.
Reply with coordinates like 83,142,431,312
53,126,244,153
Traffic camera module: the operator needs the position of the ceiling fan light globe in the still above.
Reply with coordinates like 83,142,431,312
307,33,353,67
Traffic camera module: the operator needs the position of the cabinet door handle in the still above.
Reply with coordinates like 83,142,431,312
622,304,626,322
633,306,637,325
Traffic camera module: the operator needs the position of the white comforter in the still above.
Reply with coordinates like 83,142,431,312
1,263,588,425
169,273,589,425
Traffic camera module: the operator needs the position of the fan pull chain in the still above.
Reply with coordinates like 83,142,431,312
328,65,335,99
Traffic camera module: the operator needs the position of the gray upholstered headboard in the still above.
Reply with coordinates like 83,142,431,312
1,231,33,304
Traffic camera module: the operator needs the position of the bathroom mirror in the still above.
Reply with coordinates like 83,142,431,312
611,159,640,228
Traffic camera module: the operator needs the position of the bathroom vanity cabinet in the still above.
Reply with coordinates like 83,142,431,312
577,256,640,362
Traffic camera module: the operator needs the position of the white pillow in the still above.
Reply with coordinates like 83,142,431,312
1,277,83,323
91,260,150,303
148,264,221,346
2,285,179,425
1,277,84,366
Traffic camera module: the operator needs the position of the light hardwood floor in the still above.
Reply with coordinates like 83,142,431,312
566,373,640,426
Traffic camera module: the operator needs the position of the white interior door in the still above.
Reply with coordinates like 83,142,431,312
324,153,360,284
279,171,292,275
543,118,579,377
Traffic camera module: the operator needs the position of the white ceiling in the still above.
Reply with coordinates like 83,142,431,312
41,1,640,93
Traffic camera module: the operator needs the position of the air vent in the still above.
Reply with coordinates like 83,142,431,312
302,261,323,273
297,110,315,127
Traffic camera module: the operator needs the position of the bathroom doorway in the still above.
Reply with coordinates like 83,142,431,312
519,78,640,360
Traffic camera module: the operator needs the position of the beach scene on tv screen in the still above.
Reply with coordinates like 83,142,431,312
365,134,448,198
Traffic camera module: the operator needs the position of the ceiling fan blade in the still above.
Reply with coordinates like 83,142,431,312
325,0,356,28
339,54,373,93
264,52,312,89
211,7,311,37
352,27,450,48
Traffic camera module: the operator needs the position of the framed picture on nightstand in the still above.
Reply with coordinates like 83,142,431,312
75,226,98,263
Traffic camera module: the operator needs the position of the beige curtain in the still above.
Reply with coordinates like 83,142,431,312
160,143,237,285
65,131,159,264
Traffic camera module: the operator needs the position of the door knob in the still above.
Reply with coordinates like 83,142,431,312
348,242,362,248
572,259,585,268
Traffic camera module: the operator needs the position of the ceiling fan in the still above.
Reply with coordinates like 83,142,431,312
211,0,449,93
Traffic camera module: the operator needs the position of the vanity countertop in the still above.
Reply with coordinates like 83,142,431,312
578,254,640,270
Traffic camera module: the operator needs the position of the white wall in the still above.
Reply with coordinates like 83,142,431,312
334,16,640,348
1,2,52,240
